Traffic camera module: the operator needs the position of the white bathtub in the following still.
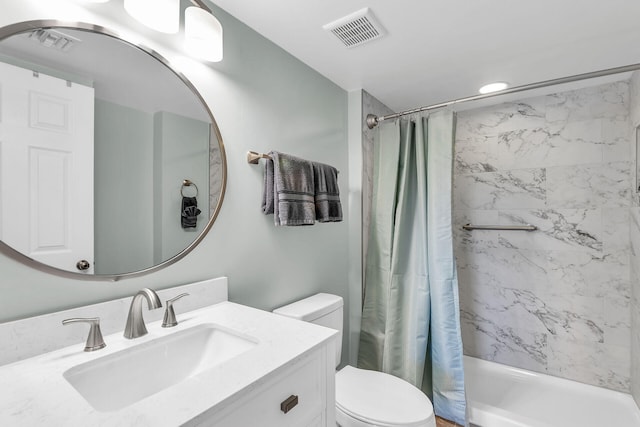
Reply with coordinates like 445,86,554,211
464,356,640,427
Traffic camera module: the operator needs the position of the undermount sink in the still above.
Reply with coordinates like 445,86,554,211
63,323,257,412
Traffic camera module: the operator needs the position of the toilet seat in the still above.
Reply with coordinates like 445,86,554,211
336,366,435,427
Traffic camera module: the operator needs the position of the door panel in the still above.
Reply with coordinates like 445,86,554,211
0,61,94,273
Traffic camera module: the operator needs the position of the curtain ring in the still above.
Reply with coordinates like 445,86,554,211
181,179,199,197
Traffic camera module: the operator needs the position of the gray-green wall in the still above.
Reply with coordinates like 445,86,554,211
94,99,154,274
0,2,350,361
153,111,210,263
94,103,211,274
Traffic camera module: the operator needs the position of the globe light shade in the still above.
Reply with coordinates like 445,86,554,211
124,0,180,34
185,6,223,62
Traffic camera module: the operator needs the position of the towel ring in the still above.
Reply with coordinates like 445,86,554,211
181,179,199,197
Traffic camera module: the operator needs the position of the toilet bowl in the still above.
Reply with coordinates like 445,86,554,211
274,293,436,427
336,365,435,427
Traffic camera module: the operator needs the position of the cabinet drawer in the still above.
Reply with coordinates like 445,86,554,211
211,351,324,427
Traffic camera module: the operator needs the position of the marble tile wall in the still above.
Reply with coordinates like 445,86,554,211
362,90,393,293
630,207,640,405
628,71,640,407
454,80,632,392
209,143,223,214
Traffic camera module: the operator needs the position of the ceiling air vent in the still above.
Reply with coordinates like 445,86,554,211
323,8,385,48
27,29,81,52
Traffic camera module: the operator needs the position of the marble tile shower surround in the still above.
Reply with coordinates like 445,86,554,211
209,144,224,213
453,80,633,392
631,208,640,407
361,90,393,294
629,71,640,408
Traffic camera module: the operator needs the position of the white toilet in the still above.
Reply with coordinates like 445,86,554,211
274,293,436,427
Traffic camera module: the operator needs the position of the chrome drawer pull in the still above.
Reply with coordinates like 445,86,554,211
280,394,298,414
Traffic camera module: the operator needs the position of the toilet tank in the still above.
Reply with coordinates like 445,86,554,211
273,293,343,367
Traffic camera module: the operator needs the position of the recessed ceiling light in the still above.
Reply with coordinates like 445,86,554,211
479,82,509,94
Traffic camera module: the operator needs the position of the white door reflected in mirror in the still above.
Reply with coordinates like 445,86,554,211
0,61,94,273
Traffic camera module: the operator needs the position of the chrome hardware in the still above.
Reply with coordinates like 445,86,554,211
462,223,537,232
76,260,91,271
247,150,272,164
62,317,106,352
123,288,162,339
181,180,199,197
365,113,379,129
366,63,640,129
162,293,189,328
280,394,298,414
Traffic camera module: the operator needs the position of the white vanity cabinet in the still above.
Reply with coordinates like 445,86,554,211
188,343,336,427
0,289,338,427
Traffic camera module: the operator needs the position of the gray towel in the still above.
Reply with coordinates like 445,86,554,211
261,157,274,214
269,151,316,226
181,196,201,228
313,162,343,222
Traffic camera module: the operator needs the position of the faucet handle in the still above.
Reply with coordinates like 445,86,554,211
62,317,106,352
162,293,189,328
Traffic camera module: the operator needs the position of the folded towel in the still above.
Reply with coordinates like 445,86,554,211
313,162,343,222
270,151,316,226
181,196,201,228
261,157,274,215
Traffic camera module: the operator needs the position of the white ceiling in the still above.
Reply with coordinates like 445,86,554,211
210,0,640,112
0,28,210,122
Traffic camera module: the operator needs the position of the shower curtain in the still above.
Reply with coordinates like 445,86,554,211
358,111,466,425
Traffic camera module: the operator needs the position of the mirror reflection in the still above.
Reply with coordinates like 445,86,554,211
0,25,225,277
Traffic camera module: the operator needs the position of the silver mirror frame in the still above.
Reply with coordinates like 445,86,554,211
0,20,227,281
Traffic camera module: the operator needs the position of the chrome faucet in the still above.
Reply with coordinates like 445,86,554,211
162,293,189,328
124,288,162,339
62,317,106,352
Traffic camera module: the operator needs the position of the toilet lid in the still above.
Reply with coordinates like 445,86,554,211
336,366,434,427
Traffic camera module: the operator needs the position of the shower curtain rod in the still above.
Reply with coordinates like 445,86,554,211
366,62,640,129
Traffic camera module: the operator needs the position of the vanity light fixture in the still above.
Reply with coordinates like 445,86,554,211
185,5,223,62
124,0,180,34
479,81,509,94
121,0,223,62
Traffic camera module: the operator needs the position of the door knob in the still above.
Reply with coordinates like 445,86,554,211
76,260,91,271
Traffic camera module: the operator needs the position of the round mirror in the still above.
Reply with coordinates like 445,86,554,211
0,21,226,280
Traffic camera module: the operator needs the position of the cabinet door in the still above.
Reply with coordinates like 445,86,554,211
306,414,324,427
200,350,326,427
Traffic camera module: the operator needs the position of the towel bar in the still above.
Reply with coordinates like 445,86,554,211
247,151,272,164
462,223,537,231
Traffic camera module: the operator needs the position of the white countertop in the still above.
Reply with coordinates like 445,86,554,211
0,302,337,426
